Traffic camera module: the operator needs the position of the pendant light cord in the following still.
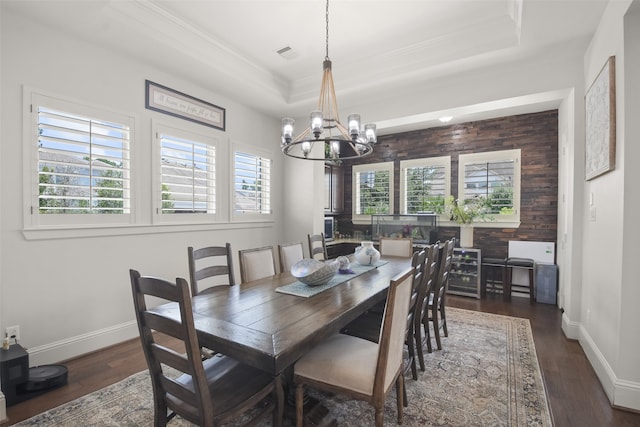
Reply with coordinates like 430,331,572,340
325,0,330,60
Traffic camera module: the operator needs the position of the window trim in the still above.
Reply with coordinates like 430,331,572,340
231,142,274,223
352,161,394,225
151,121,222,224
399,156,451,216
24,89,136,230
456,149,521,227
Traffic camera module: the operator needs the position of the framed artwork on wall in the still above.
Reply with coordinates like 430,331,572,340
145,80,225,131
585,56,615,181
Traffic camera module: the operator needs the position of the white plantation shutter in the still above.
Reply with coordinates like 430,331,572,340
459,149,521,222
37,106,130,215
352,162,394,224
159,133,215,214
400,156,450,214
234,151,272,215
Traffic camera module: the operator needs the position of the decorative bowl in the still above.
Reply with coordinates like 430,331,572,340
291,259,339,286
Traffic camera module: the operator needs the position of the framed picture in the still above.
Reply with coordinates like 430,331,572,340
585,56,615,181
145,80,225,131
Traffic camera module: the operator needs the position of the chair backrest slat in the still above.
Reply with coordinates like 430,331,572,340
308,233,328,261
188,243,235,296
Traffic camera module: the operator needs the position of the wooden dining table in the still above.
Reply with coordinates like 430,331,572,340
150,256,412,376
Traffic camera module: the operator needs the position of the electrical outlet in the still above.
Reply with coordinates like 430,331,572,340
6,325,20,343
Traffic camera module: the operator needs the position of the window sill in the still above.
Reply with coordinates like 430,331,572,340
22,221,274,241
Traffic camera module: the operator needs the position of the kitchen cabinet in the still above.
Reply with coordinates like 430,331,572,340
324,163,344,213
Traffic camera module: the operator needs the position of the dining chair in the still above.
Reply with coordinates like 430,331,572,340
414,243,439,369
294,267,414,427
129,269,284,427
426,239,454,350
238,246,277,283
307,233,328,261
188,243,235,297
340,250,426,380
277,241,304,273
379,237,414,257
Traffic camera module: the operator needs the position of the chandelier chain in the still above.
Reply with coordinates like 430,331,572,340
325,0,330,60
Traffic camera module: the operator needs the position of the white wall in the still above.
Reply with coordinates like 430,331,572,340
579,0,640,411
0,9,283,365
618,2,640,409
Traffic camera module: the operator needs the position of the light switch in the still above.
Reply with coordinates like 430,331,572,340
590,206,596,221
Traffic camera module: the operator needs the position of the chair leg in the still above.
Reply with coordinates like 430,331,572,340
408,340,417,381
295,383,304,427
529,268,535,303
415,326,426,371
375,407,384,427
422,318,433,353
432,305,442,350
402,373,408,408
441,304,448,337
396,373,405,425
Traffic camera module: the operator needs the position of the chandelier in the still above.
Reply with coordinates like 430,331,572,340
281,0,376,161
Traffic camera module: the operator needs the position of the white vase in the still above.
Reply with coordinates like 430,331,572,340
354,241,381,266
459,225,474,248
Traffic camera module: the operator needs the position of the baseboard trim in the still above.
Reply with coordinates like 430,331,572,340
25,321,138,366
579,324,640,411
561,311,580,339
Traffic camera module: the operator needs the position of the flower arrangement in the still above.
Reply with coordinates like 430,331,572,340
444,195,494,224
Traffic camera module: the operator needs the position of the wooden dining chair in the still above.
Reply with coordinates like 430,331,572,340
277,241,304,273
414,243,439,368
188,243,235,297
294,267,414,427
379,237,414,257
238,246,277,283
339,249,426,408
426,239,454,350
307,233,328,261
129,269,284,427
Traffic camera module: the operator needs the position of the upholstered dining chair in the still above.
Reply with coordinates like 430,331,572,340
379,237,414,258
188,243,235,297
277,242,304,274
129,269,284,427
426,239,454,350
238,246,277,283
340,250,426,381
307,233,328,261
294,267,414,427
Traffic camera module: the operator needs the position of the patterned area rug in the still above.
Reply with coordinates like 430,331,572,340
14,308,552,426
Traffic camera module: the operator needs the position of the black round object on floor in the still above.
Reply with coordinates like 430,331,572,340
22,364,68,391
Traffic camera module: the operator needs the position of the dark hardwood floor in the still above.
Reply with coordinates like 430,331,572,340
4,294,640,426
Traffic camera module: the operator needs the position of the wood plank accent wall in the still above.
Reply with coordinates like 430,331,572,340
336,110,559,260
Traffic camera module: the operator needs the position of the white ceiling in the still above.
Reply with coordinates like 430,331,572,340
4,0,609,132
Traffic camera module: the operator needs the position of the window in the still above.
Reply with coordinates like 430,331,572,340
154,124,217,221
400,156,450,214
458,149,521,224
233,149,272,219
352,162,394,224
27,93,133,227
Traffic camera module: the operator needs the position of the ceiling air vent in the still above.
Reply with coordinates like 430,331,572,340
276,46,298,60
